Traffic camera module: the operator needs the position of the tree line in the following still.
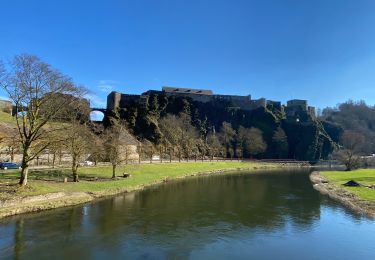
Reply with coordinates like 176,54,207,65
321,100,375,170
0,54,275,186
155,113,272,162
0,54,140,185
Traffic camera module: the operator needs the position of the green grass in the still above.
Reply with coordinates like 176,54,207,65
321,169,375,202
0,111,15,124
0,161,274,200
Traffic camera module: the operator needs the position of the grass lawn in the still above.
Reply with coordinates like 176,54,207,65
320,169,375,202
0,161,272,201
0,111,16,125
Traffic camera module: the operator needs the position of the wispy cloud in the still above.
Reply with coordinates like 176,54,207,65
98,84,115,93
97,79,119,93
84,79,120,108
85,93,106,108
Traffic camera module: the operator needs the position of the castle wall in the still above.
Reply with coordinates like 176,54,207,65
308,106,316,119
249,98,267,110
287,99,308,110
267,100,282,110
107,92,144,111
107,88,292,114
165,92,213,103
119,94,142,107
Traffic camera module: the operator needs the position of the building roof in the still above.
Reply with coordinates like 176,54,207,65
162,86,213,95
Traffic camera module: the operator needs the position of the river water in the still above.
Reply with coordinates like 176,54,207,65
1,169,374,259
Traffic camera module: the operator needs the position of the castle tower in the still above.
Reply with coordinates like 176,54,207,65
107,91,121,111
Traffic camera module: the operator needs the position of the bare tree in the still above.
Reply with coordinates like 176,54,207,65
333,130,365,170
104,123,138,178
0,54,83,185
219,122,236,158
0,125,20,162
104,125,123,178
66,122,92,182
159,113,198,162
238,127,267,158
196,138,207,162
159,114,181,161
89,134,106,166
207,132,222,161
237,126,247,159
271,127,289,158
142,140,156,164
47,139,64,168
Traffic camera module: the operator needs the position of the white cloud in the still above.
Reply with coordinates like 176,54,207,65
86,79,120,108
98,84,114,93
84,93,106,108
97,79,119,93
98,80,118,85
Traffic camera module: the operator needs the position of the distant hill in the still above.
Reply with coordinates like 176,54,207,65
321,100,375,154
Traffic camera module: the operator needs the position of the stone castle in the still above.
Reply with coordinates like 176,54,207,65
107,86,316,121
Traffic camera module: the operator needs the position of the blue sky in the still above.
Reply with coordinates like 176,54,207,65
1,0,375,119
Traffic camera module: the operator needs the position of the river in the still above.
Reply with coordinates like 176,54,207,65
1,169,374,259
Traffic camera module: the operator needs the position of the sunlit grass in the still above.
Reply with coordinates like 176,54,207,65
321,169,375,202
0,111,16,124
0,161,272,200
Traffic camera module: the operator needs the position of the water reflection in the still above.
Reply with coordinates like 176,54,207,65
1,169,374,259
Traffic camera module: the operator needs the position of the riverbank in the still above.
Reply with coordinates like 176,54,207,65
310,171,375,218
0,161,289,219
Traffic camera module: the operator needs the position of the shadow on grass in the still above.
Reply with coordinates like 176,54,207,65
0,169,113,182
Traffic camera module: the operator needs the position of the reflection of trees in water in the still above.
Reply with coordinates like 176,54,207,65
3,169,360,259
83,170,324,254
6,206,93,259
14,219,24,260
122,170,322,231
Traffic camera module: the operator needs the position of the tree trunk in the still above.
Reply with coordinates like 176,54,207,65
19,166,29,186
14,219,24,260
10,147,14,162
52,152,56,168
19,150,30,186
138,146,141,164
112,164,116,178
72,166,79,182
72,156,79,182
125,149,128,165
58,151,62,165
